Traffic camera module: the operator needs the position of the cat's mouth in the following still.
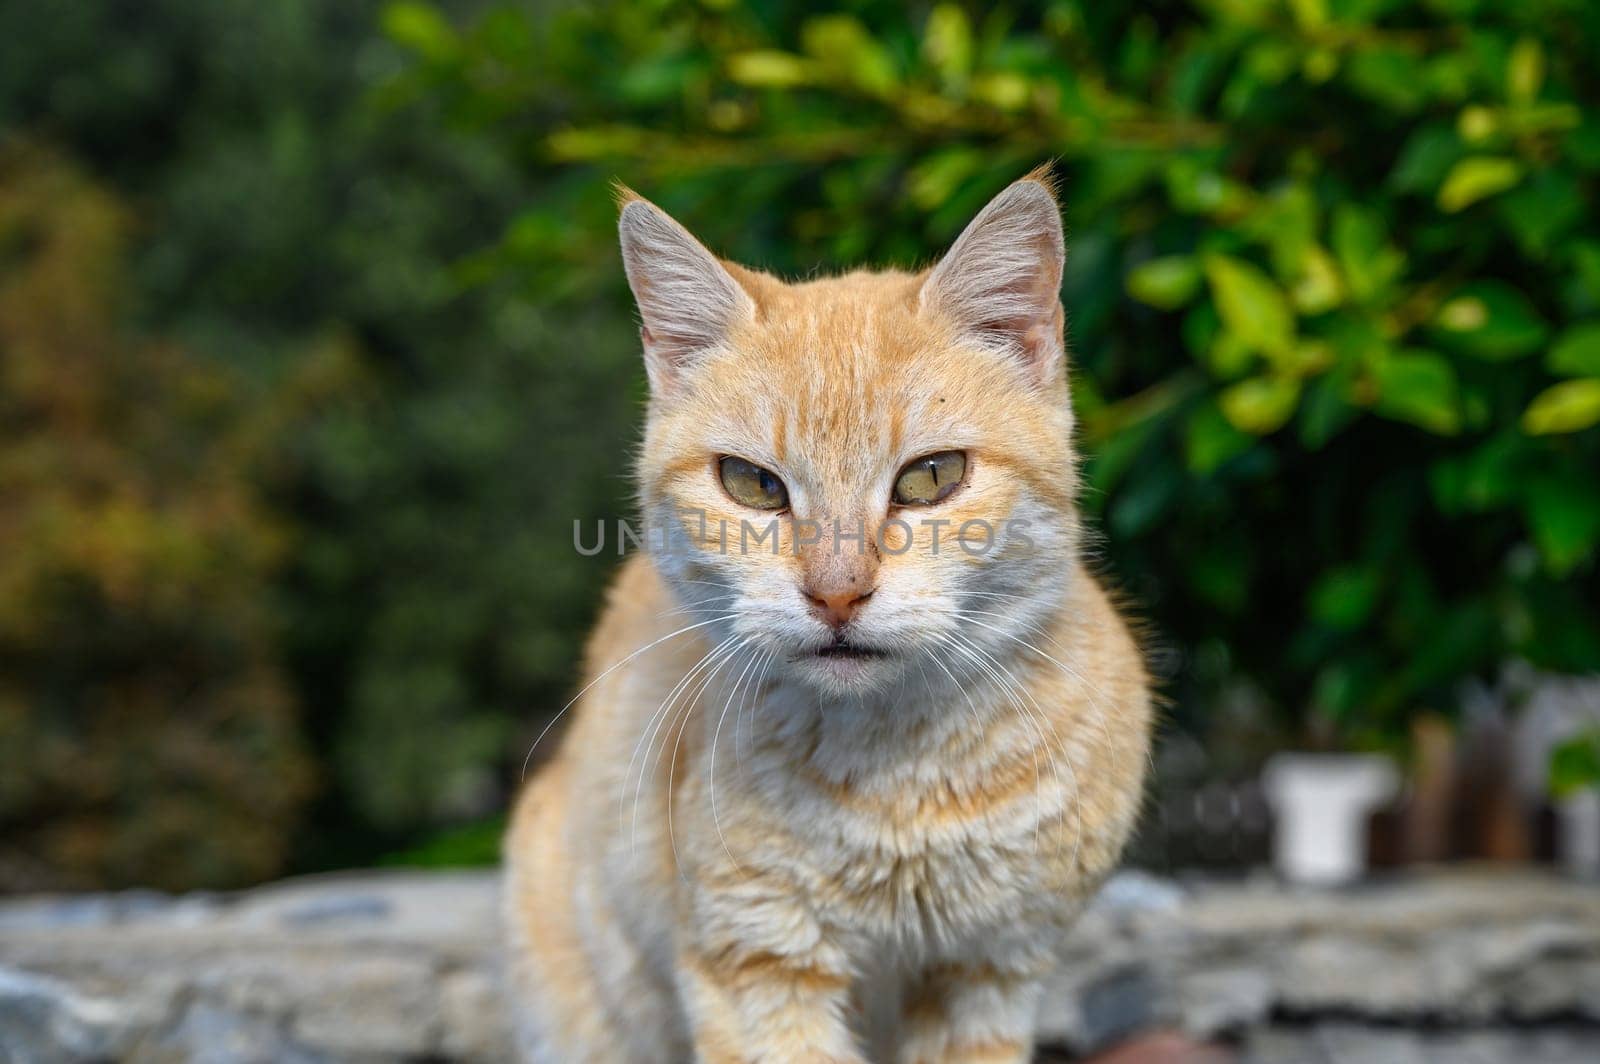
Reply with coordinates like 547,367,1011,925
810,640,888,661
795,637,896,687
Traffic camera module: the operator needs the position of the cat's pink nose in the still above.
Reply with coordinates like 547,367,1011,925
803,586,874,631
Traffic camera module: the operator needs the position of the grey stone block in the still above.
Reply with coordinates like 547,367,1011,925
3,869,1599,1062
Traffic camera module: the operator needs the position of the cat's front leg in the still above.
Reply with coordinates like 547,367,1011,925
676,938,867,1064
674,869,867,1064
896,959,1048,1064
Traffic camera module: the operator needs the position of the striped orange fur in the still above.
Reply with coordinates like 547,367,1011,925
505,168,1152,1062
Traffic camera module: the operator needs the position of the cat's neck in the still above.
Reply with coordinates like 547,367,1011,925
750,617,1067,790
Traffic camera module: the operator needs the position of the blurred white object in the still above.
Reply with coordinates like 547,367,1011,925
1263,753,1399,886
1506,667,1600,798
1558,790,1600,878
1502,666,1600,876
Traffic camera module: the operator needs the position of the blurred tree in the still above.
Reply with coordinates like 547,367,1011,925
0,145,310,890
0,0,639,872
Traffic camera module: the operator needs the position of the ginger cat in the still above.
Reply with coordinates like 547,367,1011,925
505,168,1152,1063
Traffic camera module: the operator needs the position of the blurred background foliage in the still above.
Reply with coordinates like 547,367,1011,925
0,0,1596,887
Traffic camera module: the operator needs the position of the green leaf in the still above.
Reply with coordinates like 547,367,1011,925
1496,169,1583,254
1285,338,1334,377
1185,542,1249,614
727,51,814,88
1437,156,1523,212
1523,473,1600,574
1299,372,1358,449
1165,160,1253,217
1521,378,1600,435
1371,349,1461,434
1169,47,1226,114
1574,241,1600,302
1182,302,1220,358
1344,47,1428,113
1287,0,1328,28
922,4,973,86
1428,433,1527,514
1207,331,1256,378
1458,105,1500,145
1108,462,1181,537
1517,582,1600,673
1507,37,1544,104
1309,566,1380,630
1086,414,1162,497
971,72,1031,111
1431,281,1548,360
1395,601,1499,701
1289,245,1343,314
1390,126,1463,193
544,125,646,161
1330,205,1404,304
906,149,983,209
1570,118,1600,171
1219,376,1301,434
1128,255,1202,310
381,2,459,62
1312,661,1376,722
1257,182,1318,278
618,55,699,106
1550,733,1600,798
801,16,898,96
1185,400,1254,473
1204,254,1295,358
1548,323,1600,377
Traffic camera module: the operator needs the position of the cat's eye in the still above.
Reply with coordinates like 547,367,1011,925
718,456,789,510
892,451,966,506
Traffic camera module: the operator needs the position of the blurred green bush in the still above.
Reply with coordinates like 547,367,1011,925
1,0,1597,885
385,0,1600,759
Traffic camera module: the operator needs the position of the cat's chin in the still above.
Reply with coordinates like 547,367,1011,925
792,644,898,693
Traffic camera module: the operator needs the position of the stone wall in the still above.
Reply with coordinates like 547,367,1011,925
2,869,1597,1062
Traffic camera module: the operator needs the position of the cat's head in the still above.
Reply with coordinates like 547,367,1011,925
620,170,1079,701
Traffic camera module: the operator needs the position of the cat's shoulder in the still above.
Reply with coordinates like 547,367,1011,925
584,552,674,657
1066,562,1154,708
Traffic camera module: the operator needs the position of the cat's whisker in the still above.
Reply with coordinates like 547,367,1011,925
940,635,1038,781
957,588,1057,603
634,637,739,866
735,648,769,772
941,632,1056,858
656,595,739,621
960,622,1120,818
619,640,723,849
912,653,934,701
922,634,999,827
948,630,1083,869
958,612,1125,785
674,578,739,591
707,643,767,879
735,647,776,782
661,639,748,877
523,612,740,781
921,634,985,728
620,633,740,855
959,606,1113,718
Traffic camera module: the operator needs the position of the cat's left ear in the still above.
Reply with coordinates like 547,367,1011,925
917,167,1066,385
616,189,757,395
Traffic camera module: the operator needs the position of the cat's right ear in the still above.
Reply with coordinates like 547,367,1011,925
617,190,756,394
917,167,1066,387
